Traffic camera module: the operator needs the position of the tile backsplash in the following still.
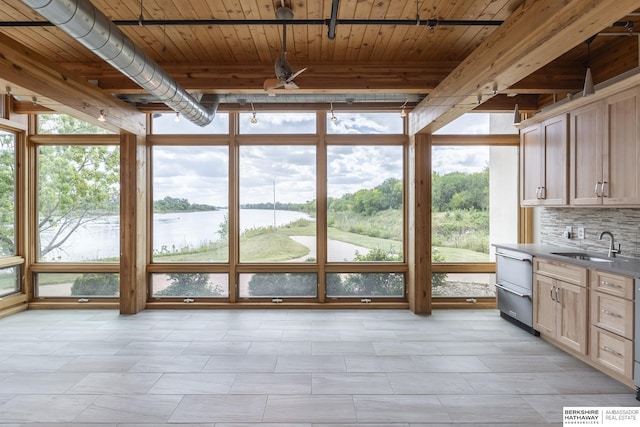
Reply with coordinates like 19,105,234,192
540,208,640,259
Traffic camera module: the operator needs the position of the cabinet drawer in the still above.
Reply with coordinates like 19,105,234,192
590,291,634,339
534,257,587,286
590,327,633,379
591,270,634,300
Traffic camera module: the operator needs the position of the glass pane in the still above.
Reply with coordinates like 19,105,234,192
239,146,316,262
432,272,496,299
239,273,317,298
327,112,404,134
0,131,16,256
434,113,517,135
151,273,229,298
326,272,405,298
432,145,519,263
327,146,403,262
0,266,19,297
152,146,229,262
152,112,229,134
37,145,120,262
36,272,119,298
37,114,114,134
239,112,316,134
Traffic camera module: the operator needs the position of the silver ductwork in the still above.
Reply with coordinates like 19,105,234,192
22,0,218,126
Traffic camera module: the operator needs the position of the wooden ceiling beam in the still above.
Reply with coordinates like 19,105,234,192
408,0,640,135
59,61,593,95
0,33,145,135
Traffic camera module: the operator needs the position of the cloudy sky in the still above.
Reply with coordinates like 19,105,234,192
152,112,404,206
151,112,512,206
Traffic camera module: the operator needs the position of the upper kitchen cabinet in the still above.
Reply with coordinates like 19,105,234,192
570,87,640,206
520,114,568,206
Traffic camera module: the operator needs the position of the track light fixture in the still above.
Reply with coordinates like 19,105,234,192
583,36,596,96
250,102,257,124
330,101,337,121
174,112,181,122
400,99,409,117
98,109,106,122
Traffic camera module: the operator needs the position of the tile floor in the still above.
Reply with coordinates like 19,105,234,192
0,308,638,426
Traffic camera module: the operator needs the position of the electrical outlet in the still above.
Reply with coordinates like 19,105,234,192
564,226,572,239
578,227,585,239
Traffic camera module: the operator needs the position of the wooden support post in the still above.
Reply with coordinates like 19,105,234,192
119,133,148,314
407,133,432,314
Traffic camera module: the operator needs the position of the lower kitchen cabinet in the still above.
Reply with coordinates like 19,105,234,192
589,269,635,382
533,271,588,355
591,326,634,379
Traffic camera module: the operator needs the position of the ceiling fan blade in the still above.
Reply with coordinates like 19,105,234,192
287,67,307,82
263,78,285,91
283,81,300,90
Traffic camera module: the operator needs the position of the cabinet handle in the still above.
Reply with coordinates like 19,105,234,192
539,186,545,199
536,186,541,199
601,181,608,197
550,286,555,301
595,182,601,197
602,346,623,357
601,280,623,289
601,309,622,318
554,286,560,304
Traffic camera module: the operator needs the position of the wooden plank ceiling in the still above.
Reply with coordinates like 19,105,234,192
0,0,639,133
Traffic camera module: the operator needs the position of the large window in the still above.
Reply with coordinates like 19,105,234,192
37,145,120,262
33,115,120,300
327,145,403,262
431,144,519,299
152,146,229,262
239,145,316,263
0,129,20,298
147,110,408,304
0,130,16,257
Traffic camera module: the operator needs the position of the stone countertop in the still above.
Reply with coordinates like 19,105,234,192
493,243,640,278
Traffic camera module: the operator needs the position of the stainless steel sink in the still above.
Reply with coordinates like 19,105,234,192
550,252,613,262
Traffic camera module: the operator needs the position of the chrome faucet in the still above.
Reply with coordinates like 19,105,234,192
599,231,621,258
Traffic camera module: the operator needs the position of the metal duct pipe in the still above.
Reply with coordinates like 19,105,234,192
22,0,217,126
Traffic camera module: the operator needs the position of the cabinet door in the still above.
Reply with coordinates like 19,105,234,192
520,124,543,206
570,101,604,205
533,274,555,336
541,114,568,205
604,88,640,205
556,281,588,355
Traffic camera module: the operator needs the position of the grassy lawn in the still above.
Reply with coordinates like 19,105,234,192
433,246,490,262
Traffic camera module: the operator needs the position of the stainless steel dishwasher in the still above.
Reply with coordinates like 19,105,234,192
495,247,537,335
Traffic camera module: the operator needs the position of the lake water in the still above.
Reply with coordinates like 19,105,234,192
40,209,312,262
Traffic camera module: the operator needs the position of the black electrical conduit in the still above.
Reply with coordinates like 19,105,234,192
2,19,634,40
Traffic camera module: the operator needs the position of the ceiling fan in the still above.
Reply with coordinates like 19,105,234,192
263,4,307,91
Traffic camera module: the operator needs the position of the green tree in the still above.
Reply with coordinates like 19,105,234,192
0,133,15,256
431,248,448,288
247,273,317,297
38,113,112,135
327,248,404,296
37,145,120,259
156,273,224,297
70,273,119,296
